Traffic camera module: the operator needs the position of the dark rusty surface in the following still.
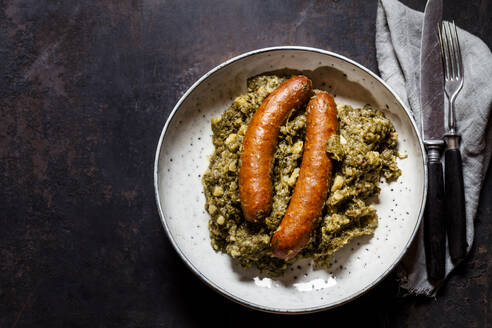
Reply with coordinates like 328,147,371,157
1,0,491,326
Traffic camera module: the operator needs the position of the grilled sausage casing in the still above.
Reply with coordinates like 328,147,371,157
239,76,312,222
271,91,338,260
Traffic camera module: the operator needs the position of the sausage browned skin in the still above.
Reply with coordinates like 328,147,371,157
271,91,338,260
239,76,312,223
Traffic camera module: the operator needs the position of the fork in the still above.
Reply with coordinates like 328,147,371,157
438,21,468,262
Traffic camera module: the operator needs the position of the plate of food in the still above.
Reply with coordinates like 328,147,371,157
154,46,426,313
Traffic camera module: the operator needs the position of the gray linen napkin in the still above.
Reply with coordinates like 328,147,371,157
376,0,492,296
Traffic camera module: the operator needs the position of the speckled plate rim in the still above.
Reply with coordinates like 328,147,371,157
153,46,428,314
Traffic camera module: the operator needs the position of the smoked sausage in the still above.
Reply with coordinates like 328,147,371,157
239,76,312,223
271,91,338,260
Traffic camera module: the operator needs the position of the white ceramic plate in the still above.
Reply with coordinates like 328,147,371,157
154,46,427,313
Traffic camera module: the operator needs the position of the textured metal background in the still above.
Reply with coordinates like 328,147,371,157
1,0,491,326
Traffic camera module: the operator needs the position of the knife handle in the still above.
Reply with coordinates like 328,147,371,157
424,145,446,280
444,147,467,262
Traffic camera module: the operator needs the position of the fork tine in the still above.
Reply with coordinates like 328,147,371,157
447,21,458,79
439,22,451,80
437,23,446,78
452,21,463,79
444,21,457,79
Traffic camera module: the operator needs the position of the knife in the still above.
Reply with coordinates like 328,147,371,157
420,0,446,280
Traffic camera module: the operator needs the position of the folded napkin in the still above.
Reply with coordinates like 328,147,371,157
376,0,492,296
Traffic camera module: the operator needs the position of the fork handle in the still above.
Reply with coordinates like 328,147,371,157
444,139,468,262
424,143,446,280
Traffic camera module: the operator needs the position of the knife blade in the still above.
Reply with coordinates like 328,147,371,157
420,0,446,280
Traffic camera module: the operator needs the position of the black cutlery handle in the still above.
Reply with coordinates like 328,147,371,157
424,160,446,280
444,148,467,262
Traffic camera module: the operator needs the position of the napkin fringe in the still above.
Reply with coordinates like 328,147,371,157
395,267,436,297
